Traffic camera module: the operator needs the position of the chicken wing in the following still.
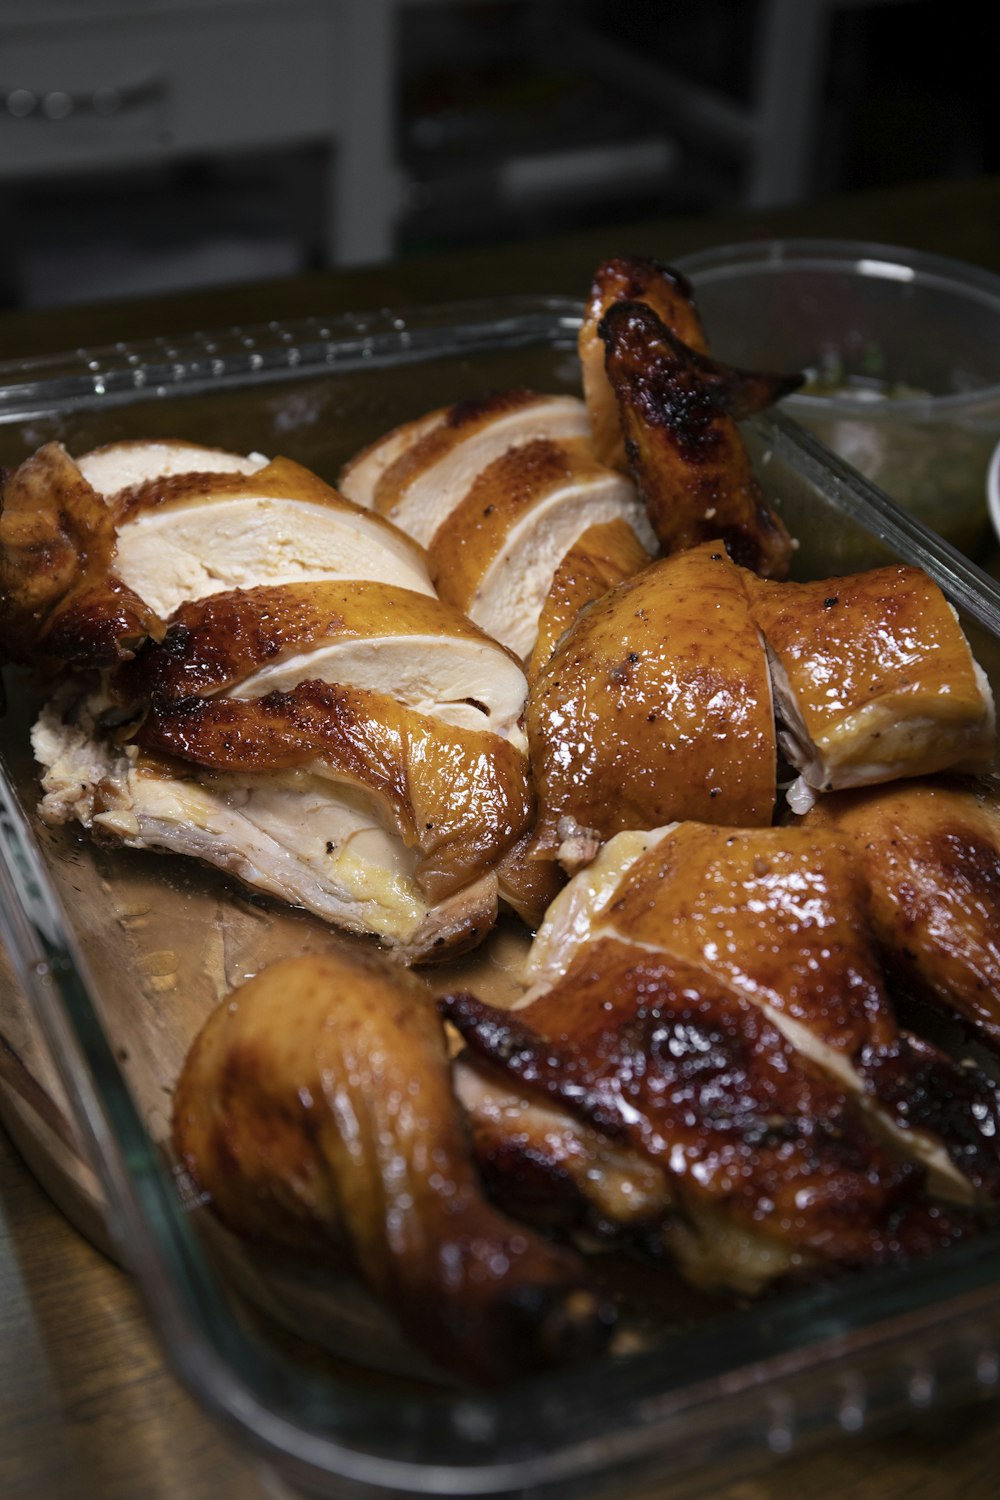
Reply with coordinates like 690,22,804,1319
579,254,710,473
174,949,614,1383
599,300,797,577
0,442,160,669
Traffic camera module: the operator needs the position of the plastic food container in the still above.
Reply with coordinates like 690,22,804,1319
3,298,1000,1500
677,239,1000,556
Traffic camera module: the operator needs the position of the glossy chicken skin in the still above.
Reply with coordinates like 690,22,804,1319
802,777,1000,1051
174,950,614,1383
526,542,776,855
528,517,652,680
536,820,1000,1200
579,255,709,472
114,579,528,739
0,442,160,668
600,300,797,577
745,565,995,797
134,682,533,905
443,940,963,1277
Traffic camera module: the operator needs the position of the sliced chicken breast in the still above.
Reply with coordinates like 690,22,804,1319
77,439,268,501
133,680,533,906
116,581,528,743
351,389,592,545
111,457,434,616
33,699,498,959
426,436,656,660
338,407,449,509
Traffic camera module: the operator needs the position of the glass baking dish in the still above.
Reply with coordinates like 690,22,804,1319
3,297,1000,1500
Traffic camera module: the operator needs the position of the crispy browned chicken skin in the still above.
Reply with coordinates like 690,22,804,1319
173,949,614,1383
801,776,1000,1052
599,299,797,578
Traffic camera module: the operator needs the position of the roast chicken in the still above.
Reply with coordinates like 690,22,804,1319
173,948,614,1383
5,255,1000,1385
745,565,995,810
340,389,655,662
444,816,1000,1298
7,439,535,959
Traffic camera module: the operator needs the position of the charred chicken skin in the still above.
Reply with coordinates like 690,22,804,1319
443,940,964,1282
579,256,710,473
174,949,614,1383
599,299,797,578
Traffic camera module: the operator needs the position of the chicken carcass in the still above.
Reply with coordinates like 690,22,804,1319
174,949,614,1383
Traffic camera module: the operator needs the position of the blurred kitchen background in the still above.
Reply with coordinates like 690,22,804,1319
0,0,991,309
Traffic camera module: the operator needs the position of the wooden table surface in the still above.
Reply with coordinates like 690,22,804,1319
3,174,1000,1500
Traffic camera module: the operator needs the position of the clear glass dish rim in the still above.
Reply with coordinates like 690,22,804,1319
3,295,1000,1495
676,237,1000,418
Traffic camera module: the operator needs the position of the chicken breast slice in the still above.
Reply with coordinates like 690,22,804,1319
116,581,529,743
111,452,434,617
77,439,268,501
427,436,655,660
32,699,496,959
354,390,593,546
338,407,448,509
